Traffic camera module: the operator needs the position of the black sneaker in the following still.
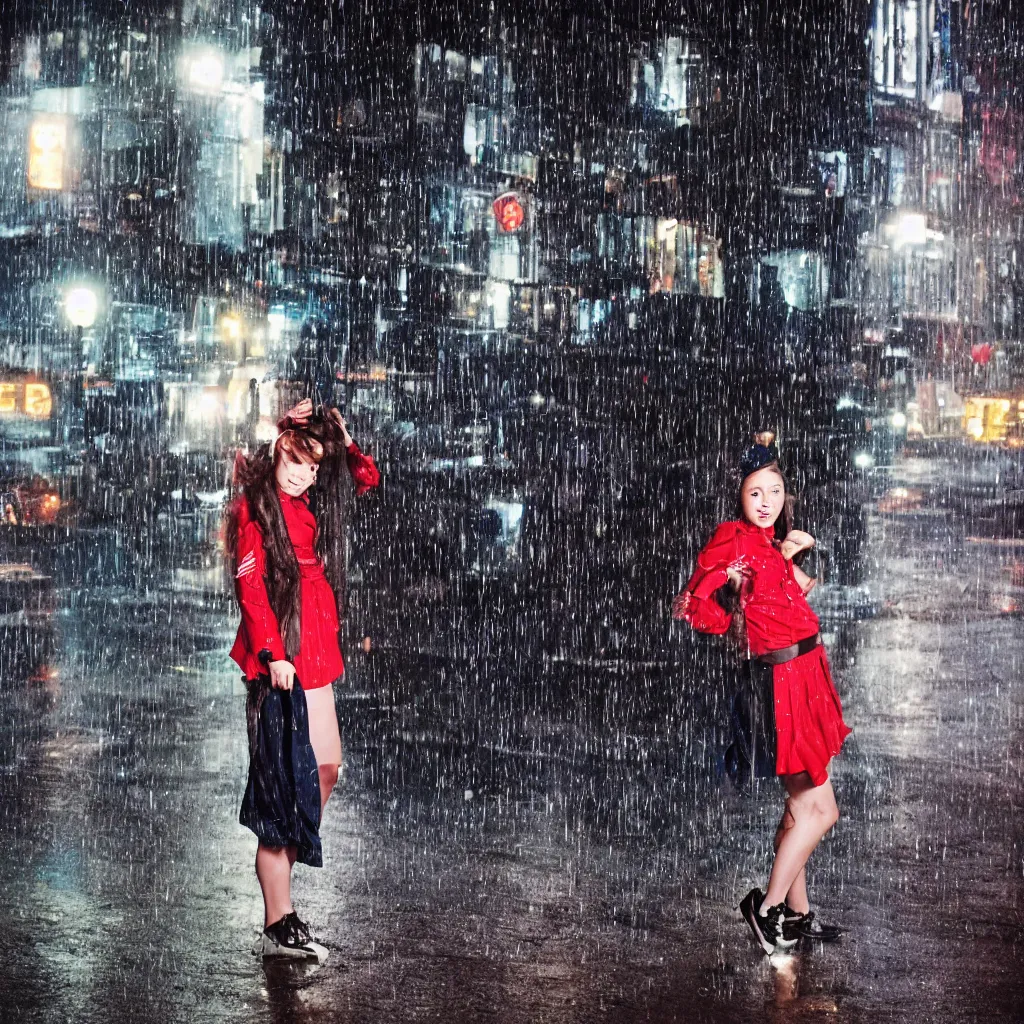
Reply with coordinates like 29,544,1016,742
253,912,329,963
781,906,843,943
740,888,786,955
285,911,315,943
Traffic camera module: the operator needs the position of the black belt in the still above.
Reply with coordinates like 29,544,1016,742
756,633,821,667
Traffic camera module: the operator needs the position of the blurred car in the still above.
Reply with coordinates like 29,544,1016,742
0,478,63,525
0,562,56,629
970,490,1024,540
995,560,1024,617
876,486,925,514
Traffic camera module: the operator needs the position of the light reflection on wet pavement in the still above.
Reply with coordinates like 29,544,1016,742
1,458,1022,1022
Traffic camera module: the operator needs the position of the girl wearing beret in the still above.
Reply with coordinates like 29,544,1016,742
673,434,850,954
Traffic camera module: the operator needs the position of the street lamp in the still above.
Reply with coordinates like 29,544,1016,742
64,286,99,328
179,45,226,96
60,284,102,437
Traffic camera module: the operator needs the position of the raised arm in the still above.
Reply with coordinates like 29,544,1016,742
671,522,743,634
780,529,816,594
279,401,381,496
344,440,380,496
330,409,380,496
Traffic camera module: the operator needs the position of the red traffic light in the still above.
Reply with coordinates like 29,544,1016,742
492,192,525,233
971,342,994,365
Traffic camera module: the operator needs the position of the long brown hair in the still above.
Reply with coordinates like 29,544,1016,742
226,410,350,660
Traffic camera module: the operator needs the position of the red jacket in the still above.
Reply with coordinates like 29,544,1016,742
680,519,819,657
230,442,380,687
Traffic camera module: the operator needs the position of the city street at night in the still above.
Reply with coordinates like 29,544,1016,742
2,0,1024,1020
1,453,1021,1023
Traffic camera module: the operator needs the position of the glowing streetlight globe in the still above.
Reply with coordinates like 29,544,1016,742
64,286,99,328
188,53,224,92
179,46,226,95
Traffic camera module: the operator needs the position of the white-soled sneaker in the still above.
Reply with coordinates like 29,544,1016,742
739,887,787,955
253,912,328,963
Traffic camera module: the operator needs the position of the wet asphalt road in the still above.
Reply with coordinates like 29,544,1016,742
1,455,1022,1023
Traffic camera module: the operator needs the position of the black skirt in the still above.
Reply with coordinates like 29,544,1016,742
724,658,778,786
239,677,323,867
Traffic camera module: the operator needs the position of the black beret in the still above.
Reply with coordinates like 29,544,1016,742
739,431,780,481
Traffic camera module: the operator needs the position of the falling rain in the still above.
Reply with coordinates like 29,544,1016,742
0,0,1022,1020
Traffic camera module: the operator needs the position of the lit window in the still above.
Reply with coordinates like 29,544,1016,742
27,116,67,191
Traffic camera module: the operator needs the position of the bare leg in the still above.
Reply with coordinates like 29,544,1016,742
318,763,339,813
257,766,333,935
762,773,839,911
774,805,810,915
255,843,296,928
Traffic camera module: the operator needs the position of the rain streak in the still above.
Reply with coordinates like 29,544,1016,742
0,0,1022,1021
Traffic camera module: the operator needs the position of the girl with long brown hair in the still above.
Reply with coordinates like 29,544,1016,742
227,398,380,961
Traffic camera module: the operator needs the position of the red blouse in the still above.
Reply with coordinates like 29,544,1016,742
680,519,819,657
230,442,380,687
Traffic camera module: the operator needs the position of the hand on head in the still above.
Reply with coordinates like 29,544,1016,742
281,398,313,427
281,400,353,447
330,407,354,447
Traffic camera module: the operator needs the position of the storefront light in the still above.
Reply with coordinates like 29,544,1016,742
890,411,908,429
24,383,52,419
486,281,511,329
656,217,679,241
219,314,242,341
27,116,68,191
889,212,928,247
267,309,286,342
189,387,224,424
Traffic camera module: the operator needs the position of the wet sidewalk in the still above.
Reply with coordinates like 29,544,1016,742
2,462,1022,1022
